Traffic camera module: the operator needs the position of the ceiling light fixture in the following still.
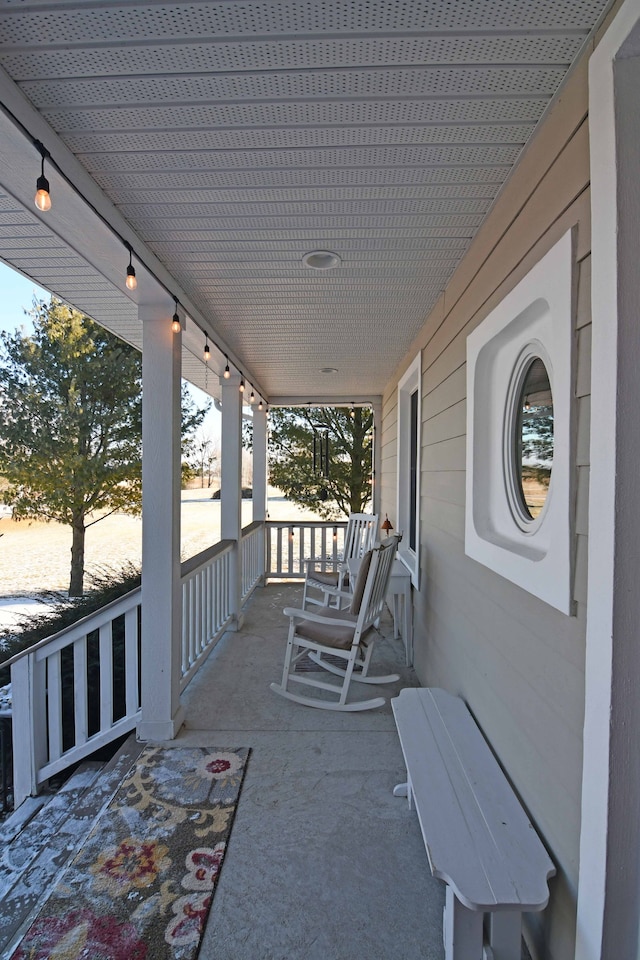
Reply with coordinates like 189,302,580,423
204,338,210,361
34,141,51,212
302,250,341,270
239,378,245,393
224,356,231,379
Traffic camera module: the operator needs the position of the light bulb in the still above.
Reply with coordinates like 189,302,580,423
172,313,181,333
249,389,255,404
239,378,245,393
224,360,230,379
35,174,51,211
204,340,211,361
125,248,137,290
126,265,137,290
34,147,51,211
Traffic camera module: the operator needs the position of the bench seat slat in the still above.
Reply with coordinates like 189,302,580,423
392,687,555,912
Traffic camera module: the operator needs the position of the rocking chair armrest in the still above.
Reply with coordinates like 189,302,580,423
329,588,352,602
304,558,341,572
283,607,356,629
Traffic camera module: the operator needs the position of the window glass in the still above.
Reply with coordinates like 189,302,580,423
514,357,554,520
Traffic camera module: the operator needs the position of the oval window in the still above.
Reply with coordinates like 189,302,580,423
514,357,554,521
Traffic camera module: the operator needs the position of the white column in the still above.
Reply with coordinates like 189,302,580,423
252,406,268,522
220,373,243,628
579,5,640,958
138,307,184,740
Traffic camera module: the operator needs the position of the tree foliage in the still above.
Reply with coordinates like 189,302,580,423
0,299,142,596
265,406,373,519
0,298,207,596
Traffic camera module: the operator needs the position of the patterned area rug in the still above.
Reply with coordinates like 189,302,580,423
11,745,250,960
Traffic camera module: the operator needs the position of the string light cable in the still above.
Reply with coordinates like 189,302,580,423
0,99,265,403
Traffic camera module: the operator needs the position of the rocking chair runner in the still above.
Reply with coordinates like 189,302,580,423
302,512,378,608
271,535,401,711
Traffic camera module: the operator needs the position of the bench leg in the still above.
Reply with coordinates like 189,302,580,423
486,912,522,960
393,772,413,809
443,887,483,960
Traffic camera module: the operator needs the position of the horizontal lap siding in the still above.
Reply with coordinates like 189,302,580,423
382,54,593,960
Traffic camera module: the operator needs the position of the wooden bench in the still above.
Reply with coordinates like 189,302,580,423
391,688,556,960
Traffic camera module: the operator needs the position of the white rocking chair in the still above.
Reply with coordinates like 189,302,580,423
271,536,401,711
302,512,378,608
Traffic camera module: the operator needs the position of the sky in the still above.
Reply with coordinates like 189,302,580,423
0,259,48,335
0,259,220,441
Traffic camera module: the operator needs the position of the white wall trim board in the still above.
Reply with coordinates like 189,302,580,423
396,352,421,587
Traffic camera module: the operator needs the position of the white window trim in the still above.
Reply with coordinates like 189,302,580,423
465,229,574,614
397,352,421,588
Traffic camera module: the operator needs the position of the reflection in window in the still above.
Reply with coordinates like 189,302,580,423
515,358,554,520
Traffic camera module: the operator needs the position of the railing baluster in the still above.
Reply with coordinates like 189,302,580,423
125,607,139,714
47,652,63,762
99,623,113,733
73,637,88,748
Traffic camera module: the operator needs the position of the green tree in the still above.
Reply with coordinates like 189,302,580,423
0,298,207,596
265,406,373,519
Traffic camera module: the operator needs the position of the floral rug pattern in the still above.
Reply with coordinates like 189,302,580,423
11,745,249,960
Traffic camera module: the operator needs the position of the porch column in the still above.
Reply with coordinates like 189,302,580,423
220,373,243,629
578,5,640,958
252,405,268,521
138,306,184,740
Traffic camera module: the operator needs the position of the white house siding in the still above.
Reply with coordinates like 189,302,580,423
381,47,599,960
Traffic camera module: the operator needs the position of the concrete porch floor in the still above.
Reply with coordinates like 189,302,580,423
175,581,445,960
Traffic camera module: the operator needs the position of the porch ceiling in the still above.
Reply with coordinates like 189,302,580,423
0,0,611,404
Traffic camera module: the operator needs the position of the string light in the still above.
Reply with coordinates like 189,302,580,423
249,388,255,404
204,338,211,361
6,104,271,411
125,245,137,290
172,297,181,333
258,398,263,411
34,142,51,212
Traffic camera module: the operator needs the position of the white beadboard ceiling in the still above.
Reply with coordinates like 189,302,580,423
0,0,612,404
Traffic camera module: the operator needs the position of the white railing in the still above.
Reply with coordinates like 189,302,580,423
180,539,235,691
9,588,142,802
241,521,265,602
6,519,346,807
265,520,347,578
